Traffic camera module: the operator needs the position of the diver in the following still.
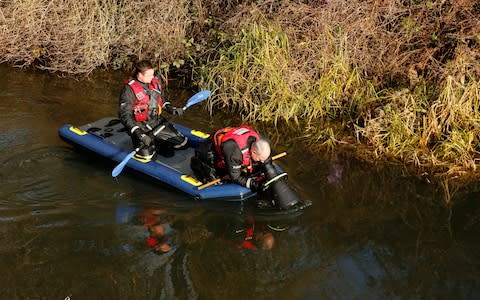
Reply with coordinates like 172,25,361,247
191,125,270,191
191,125,301,209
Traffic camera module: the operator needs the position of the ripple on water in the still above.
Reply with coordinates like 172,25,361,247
0,146,118,230
0,127,31,149
2,146,92,201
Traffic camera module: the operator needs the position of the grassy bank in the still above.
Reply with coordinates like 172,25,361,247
1,0,479,180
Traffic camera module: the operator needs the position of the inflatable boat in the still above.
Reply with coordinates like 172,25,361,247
59,89,310,215
58,117,264,202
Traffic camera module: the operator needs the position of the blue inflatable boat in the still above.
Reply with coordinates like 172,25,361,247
58,117,260,202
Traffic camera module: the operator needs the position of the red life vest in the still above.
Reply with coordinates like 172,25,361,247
212,125,260,171
127,77,164,122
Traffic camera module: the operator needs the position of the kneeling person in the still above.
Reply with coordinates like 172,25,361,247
192,125,271,191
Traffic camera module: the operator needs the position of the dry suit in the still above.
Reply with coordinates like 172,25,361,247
191,126,264,190
118,76,187,158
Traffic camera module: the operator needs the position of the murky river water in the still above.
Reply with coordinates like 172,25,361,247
1,64,479,299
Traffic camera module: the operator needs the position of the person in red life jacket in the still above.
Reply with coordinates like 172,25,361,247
191,125,271,191
118,60,188,159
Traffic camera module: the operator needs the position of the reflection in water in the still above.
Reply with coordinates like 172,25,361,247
205,213,278,250
141,208,174,253
327,153,343,187
1,64,480,299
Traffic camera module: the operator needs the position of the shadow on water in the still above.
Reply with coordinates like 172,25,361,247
1,64,480,299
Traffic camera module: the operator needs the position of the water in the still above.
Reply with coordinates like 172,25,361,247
1,64,479,299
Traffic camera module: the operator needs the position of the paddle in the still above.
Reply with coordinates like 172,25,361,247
112,90,211,177
197,151,287,190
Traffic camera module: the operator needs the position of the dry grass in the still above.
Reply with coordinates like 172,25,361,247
0,0,191,74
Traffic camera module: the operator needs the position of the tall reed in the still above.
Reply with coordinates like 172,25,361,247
197,21,374,125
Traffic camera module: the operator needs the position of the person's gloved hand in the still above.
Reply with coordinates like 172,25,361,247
172,107,184,116
247,177,262,191
250,179,261,191
134,128,152,146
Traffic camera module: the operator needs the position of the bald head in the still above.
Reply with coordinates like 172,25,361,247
251,139,271,163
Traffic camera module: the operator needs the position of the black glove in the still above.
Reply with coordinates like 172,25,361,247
247,177,262,191
133,128,152,146
172,107,184,116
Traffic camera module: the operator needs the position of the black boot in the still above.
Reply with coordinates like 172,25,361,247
135,145,156,160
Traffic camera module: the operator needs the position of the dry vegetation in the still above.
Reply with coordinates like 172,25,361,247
0,0,191,74
196,0,480,180
1,0,480,179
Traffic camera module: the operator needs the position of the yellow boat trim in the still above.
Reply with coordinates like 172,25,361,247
181,175,202,186
133,156,151,163
191,130,209,139
69,126,87,135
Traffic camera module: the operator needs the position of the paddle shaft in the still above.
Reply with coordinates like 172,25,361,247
197,151,287,190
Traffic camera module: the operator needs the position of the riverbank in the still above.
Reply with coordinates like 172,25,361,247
1,0,479,181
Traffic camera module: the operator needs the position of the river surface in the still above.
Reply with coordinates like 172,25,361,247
1,64,479,299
